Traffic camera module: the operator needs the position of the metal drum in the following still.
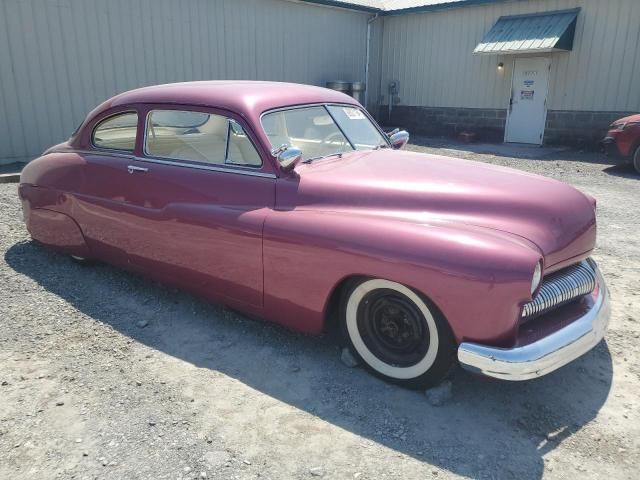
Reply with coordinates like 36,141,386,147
325,80,351,94
350,81,366,103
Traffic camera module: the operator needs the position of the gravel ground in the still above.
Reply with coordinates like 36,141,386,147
1,141,639,480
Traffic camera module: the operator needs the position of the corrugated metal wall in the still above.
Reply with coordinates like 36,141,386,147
0,0,370,163
374,0,640,112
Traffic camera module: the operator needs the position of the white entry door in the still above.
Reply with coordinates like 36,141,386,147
505,57,551,145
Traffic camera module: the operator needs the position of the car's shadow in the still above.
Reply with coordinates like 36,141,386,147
5,241,614,479
602,164,640,179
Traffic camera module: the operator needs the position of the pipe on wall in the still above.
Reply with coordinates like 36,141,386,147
364,13,379,109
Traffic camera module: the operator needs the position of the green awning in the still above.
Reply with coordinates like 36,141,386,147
473,8,580,55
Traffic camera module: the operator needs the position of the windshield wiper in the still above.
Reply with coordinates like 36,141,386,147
303,152,344,164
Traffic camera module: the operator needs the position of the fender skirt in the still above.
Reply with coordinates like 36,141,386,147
26,208,90,258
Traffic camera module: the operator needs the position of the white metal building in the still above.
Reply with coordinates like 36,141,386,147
0,0,373,164
364,0,640,145
1,0,639,164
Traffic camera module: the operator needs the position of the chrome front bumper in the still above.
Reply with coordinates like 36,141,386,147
458,262,610,381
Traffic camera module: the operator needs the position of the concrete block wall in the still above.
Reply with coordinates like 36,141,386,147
379,105,635,147
544,111,636,147
379,106,508,142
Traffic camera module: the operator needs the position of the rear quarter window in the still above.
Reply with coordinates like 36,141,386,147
92,112,138,152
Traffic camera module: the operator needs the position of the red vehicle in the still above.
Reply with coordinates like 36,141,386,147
602,113,640,173
19,81,609,389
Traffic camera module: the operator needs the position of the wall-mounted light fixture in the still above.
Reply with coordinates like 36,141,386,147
497,62,504,72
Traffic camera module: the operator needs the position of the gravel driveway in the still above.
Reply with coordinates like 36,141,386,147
1,141,638,479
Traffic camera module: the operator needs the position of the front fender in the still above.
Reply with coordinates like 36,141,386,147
263,210,540,346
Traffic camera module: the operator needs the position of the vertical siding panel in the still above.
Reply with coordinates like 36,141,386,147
433,12,444,107
9,1,41,156
0,1,22,159
16,1,47,153
31,0,63,146
140,0,157,84
626,26,640,111
601,3,627,110
0,80,14,159
203,0,216,79
572,1,602,110
613,0,637,110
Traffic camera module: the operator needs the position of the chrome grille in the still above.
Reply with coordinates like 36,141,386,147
522,260,596,321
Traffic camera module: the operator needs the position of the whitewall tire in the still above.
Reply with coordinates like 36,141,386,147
341,278,455,389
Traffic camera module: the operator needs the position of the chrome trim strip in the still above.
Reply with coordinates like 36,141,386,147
522,261,596,320
71,149,134,160
68,149,276,178
132,156,277,178
458,260,610,381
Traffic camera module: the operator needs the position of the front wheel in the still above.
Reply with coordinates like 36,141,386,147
633,145,640,174
340,278,456,390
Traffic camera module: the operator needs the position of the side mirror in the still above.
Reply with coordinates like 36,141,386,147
388,130,409,150
272,144,303,172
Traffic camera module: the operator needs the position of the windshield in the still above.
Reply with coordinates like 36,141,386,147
261,105,387,161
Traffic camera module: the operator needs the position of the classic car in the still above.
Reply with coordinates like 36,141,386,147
19,81,610,389
602,113,640,174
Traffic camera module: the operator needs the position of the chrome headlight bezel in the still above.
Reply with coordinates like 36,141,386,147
531,261,543,296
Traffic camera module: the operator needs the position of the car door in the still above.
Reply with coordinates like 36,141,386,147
71,108,144,269
119,105,276,308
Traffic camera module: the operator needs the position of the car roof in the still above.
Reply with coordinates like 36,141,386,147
101,80,359,119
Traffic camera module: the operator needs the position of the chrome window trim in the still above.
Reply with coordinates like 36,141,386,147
259,102,392,151
133,155,276,178
90,110,139,153
143,109,263,169
69,149,275,179
72,149,135,160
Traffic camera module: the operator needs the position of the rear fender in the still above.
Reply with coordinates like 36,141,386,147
24,207,90,258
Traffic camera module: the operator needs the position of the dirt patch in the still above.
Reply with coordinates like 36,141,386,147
1,143,638,479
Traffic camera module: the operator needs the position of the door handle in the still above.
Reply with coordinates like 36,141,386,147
127,165,148,174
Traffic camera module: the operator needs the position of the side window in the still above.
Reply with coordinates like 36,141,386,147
145,110,228,164
145,110,261,168
226,120,262,167
92,112,138,151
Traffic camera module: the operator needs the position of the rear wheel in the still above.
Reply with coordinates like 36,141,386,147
633,145,640,174
340,278,456,389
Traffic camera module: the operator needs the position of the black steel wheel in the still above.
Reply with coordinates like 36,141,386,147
341,278,456,389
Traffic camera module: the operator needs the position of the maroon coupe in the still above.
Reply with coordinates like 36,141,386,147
19,81,609,389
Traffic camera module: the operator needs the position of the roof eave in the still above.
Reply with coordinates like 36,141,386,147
295,0,516,16
294,0,381,14
381,0,513,16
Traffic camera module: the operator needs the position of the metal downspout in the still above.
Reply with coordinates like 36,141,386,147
364,13,379,109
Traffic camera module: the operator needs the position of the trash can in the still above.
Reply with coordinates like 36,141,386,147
325,80,351,94
350,82,366,103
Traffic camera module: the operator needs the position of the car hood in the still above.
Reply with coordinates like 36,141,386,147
276,149,596,269
611,113,640,125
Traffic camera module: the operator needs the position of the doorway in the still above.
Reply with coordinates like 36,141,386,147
505,57,551,145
